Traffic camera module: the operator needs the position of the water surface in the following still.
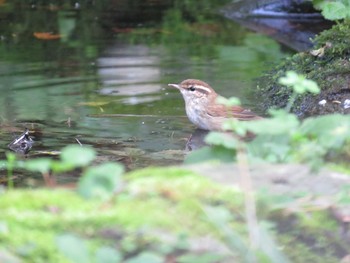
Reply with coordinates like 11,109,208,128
0,1,290,184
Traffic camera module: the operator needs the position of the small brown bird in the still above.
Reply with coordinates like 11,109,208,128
168,79,262,131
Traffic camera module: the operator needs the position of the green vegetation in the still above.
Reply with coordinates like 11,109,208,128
257,20,350,116
313,0,350,20
0,161,346,262
0,169,239,262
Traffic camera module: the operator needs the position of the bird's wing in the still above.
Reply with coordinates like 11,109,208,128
207,104,262,121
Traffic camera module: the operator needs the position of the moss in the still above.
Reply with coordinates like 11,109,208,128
258,20,350,117
0,166,344,262
327,163,350,175
279,234,340,263
0,168,242,261
314,21,350,56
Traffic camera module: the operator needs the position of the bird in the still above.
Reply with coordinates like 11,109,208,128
168,79,262,131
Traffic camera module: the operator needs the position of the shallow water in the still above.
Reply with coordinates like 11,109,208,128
0,2,290,184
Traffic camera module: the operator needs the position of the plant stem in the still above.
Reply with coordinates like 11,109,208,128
237,144,259,252
7,162,14,189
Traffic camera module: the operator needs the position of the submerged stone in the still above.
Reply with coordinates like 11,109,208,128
8,128,34,154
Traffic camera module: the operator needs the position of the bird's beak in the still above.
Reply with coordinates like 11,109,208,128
168,83,180,89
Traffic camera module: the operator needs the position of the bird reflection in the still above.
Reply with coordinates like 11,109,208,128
185,129,209,151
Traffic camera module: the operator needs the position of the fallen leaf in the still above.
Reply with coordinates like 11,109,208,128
34,32,61,40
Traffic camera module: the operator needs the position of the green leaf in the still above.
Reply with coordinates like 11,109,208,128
302,79,320,93
56,234,90,263
60,145,96,167
24,158,52,173
177,253,224,263
299,114,350,149
278,71,319,94
278,71,299,86
78,163,124,200
50,160,75,173
322,2,349,20
216,96,241,107
222,119,248,136
243,110,299,135
124,252,163,263
312,0,326,10
184,146,235,164
248,134,291,163
95,246,122,263
205,132,239,149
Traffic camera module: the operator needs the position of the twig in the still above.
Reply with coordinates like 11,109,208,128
75,138,83,146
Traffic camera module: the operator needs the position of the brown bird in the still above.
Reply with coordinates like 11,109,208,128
168,79,262,131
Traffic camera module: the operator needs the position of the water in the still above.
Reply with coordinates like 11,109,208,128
0,1,290,184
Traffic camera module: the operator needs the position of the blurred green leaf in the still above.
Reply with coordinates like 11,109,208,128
177,253,224,263
279,71,320,94
222,119,248,137
56,234,90,263
184,146,235,164
60,145,96,167
279,71,299,86
205,132,239,149
125,252,163,263
321,2,350,20
243,110,299,135
302,79,319,93
95,246,122,263
78,162,124,200
299,114,350,149
50,160,75,173
216,96,241,107
24,158,52,173
248,135,291,163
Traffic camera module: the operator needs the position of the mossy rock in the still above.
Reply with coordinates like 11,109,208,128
258,20,350,117
0,166,346,262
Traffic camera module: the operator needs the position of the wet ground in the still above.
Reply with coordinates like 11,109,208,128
0,1,290,184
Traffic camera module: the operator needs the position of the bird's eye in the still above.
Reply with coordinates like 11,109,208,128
189,86,196,91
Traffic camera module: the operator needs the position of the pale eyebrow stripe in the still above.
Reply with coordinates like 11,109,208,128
194,85,211,94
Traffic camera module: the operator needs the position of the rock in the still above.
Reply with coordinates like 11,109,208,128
187,162,350,196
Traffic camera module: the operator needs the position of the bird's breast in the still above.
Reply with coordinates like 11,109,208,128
185,103,222,131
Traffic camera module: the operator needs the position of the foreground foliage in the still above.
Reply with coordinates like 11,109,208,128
0,164,347,263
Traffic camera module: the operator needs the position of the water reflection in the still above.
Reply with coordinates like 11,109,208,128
98,43,163,104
